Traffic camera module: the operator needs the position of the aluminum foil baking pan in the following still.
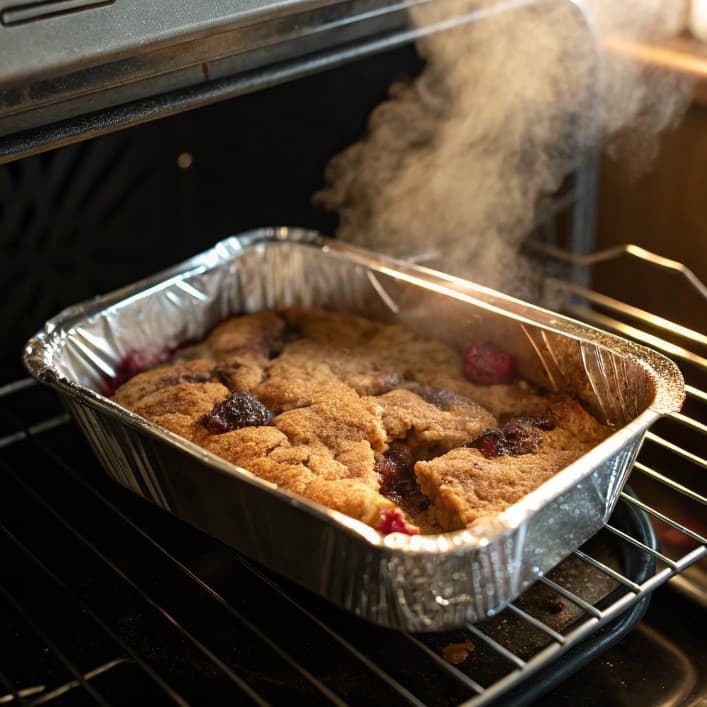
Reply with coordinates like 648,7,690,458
23,228,684,631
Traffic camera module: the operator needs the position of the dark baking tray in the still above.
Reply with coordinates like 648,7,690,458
256,485,656,706
488,487,656,706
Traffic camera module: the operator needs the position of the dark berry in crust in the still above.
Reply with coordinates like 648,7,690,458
203,393,273,434
376,445,416,503
466,428,510,458
466,416,554,458
463,341,515,385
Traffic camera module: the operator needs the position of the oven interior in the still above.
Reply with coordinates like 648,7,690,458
1,2,706,705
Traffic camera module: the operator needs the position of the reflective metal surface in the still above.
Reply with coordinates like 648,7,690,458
23,228,684,631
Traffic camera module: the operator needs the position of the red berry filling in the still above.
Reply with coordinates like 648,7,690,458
466,416,554,458
106,348,176,395
105,339,198,395
463,341,515,385
377,508,419,536
202,392,273,434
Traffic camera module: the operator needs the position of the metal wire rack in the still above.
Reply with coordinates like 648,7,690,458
0,246,704,707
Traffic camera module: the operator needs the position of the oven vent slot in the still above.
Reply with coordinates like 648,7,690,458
1,0,114,27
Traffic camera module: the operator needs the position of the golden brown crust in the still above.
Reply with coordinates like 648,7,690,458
370,388,495,456
203,427,394,525
111,307,610,534
415,447,584,530
112,359,216,410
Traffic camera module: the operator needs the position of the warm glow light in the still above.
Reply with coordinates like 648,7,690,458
177,152,193,169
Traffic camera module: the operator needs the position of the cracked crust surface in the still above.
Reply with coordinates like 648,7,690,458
112,307,610,533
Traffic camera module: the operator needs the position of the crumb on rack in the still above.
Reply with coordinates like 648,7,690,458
442,640,475,665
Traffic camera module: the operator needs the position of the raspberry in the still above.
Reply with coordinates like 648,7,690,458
377,509,419,536
463,341,515,385
202,393,273,434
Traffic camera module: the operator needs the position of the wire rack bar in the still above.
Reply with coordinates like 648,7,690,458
31,660,129,707
672,545,707,572
535,577,603,618
634,461,707,506
603,524,679,569
619,492,707,545
644,432,707,469
0,577,107,707
0,507,188,707
238,558,427,707
464,625,527,669
1,685,48,706
686,384,707,404
564,305,707,369
403,636,486,695
0,462,270,707
135,542,349,707
0,672,19,706
504,603,567,644
0,378,35,398
544,278,707,346
668,412,707,435
0,414,70,450
634,462,707,506
571,549,641,592
456,630,590,707
530,242,707,300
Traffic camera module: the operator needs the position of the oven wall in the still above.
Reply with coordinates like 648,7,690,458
594,100,707,333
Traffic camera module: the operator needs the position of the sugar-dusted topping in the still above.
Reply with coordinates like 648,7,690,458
111,307,609,535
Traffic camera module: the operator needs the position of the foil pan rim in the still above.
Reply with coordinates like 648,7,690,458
23,227,684,554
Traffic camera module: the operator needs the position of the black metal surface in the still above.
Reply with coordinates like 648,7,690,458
491,494,656,707
0,7,422,164
0,0,425,150
0,380,658,706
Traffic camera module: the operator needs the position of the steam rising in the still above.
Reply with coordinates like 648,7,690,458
314,0,691,295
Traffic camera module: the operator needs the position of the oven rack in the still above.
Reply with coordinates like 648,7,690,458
0,247,704,707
